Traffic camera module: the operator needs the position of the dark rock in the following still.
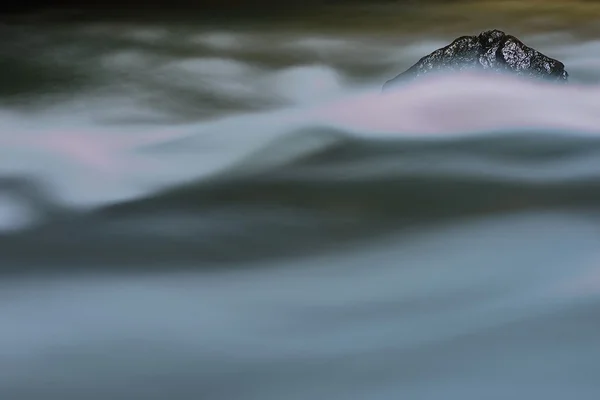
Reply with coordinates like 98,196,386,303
383,29,568,91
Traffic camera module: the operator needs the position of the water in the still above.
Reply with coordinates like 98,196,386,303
2,6,600,399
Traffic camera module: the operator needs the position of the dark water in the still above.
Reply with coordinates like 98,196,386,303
2,7,600,399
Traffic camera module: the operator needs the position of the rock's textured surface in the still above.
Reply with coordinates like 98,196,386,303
383,29,568,91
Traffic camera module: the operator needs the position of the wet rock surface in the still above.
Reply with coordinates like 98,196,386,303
383,29,568,91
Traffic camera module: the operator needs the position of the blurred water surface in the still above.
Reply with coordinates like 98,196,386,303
1,2,600,399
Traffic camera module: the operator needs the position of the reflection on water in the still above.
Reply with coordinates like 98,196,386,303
1,3,600,399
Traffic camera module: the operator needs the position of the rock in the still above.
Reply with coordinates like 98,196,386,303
383,29,568,91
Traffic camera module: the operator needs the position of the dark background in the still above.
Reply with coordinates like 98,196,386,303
1,0,414,18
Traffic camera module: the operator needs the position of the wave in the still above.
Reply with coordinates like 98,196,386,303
4,128,600,272
2,73,600,272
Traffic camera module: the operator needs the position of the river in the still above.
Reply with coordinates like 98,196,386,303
1,3,600,399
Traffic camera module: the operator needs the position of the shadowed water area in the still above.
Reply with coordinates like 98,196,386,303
1,2,600,399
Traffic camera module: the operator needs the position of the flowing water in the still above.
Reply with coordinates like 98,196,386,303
2,5,600,399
